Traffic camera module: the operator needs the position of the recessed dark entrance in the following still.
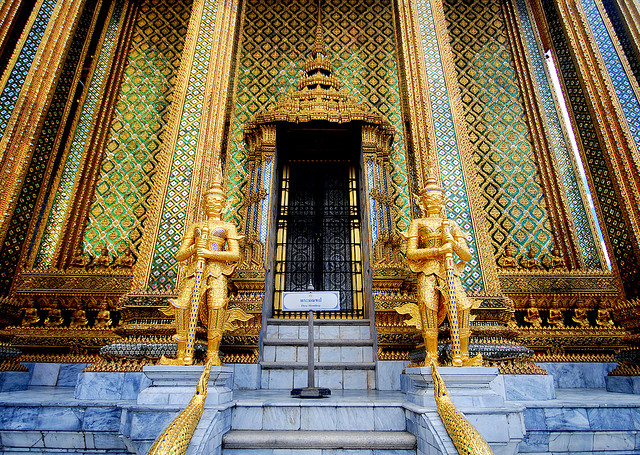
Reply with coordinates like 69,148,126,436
273,123,365,318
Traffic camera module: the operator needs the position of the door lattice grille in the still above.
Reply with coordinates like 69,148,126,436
273,161,364,319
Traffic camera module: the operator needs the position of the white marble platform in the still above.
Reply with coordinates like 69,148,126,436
2,363,640,454
404,366,505,407
138,365,233,406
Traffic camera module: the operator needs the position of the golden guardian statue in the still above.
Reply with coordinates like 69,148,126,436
397,178,481,367
161,179,251,366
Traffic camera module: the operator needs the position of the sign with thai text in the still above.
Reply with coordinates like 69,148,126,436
282,291,340,311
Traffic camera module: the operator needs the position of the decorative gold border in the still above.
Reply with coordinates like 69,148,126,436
0,0,23,59
200,0,241,192
611,0,640,88
394,0,437,189
0,0,46,96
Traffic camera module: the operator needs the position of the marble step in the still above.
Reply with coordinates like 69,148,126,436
222,430,416,453
262,344,375,364
263,338,373,346
267,318,371,325
259,364,376,389
230,391,408,432
265,320,372,342
260,361,376,369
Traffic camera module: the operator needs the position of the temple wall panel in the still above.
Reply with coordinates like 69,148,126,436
582,0,640,152
443,0,555,262
227,0,410,245
512,0,604,270
0,0,637,364
0,0,56,141
81,0,192,264
33,0,130,267
138,0,240,291
541,0,640,296
600,0,640,93
0,0,98,295
400,0,493,294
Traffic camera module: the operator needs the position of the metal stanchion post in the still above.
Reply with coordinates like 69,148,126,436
291,310,330,398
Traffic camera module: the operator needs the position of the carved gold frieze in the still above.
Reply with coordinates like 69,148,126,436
3,326,119,349
377,347,411,361
534,352,617,363
504,290,627,361
510,293,621,309
610,363,640,376
85,357,151,372
499,271,619,294
492,359,548,375
15,268,133,295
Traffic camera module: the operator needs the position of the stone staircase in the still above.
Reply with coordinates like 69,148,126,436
222,390,416,454
260,318,377,390
222,319,417,454
517,388,640,454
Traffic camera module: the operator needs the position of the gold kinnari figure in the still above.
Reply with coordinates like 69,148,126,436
161,181,251,366
397,178,481,367
497,243,518,269
21,307,40,327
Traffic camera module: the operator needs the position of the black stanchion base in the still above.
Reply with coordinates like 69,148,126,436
291,387,331,398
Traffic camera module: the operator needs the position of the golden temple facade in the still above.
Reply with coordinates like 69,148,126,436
0,0,640,375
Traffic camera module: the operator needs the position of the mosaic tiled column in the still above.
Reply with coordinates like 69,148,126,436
242,123,276,248
135,0,241,291
0,0,88,247
613,0,640,58
395,0,500,295
362,124,395,244
546,0,640,296
0,0,100,295
582,0,640,152
506,0,605,270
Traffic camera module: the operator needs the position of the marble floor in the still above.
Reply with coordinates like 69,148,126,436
530,387,640,407
1,385,639,407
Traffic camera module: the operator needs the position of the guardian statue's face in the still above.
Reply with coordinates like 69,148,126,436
203,193,225,217
420,191,444,215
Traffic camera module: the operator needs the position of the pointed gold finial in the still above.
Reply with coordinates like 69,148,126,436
204,155,225,200
312,0,326,59
245,0,394,133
